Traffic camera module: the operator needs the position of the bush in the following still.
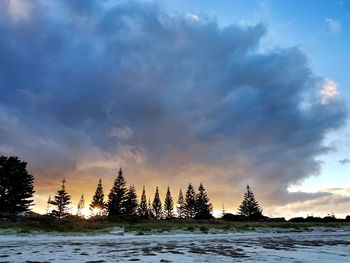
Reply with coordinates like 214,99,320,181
222,213,245,222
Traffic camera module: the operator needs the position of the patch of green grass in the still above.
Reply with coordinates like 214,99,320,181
1,216,349,234
199,226,209,234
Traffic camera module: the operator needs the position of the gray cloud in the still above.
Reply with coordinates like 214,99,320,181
0,0,348,212
339,159,350,165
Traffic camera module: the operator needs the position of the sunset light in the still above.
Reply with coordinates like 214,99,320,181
1,1,349,262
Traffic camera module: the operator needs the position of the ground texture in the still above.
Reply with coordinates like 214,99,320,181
0,229,349,262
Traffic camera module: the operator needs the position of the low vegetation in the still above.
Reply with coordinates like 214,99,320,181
1,215,349,234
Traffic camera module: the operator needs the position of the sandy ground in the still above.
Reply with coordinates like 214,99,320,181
0,229,349,262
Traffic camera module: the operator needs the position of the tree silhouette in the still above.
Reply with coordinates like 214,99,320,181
152,186,162,219
238,185,263,220
124,184,138,216
176,189,185,218
147,197,154,219
90,178,106,216
0,156,35,216
46,194,52,215
195,183,213,219
50,179,71,218
77,193,85,217
185,183,196,218
108,168,127,216
164,186,174,219
138,186,148,217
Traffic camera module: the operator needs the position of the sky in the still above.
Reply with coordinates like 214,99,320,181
0,0,349,218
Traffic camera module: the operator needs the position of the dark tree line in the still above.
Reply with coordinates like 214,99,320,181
88,168,214,219
0,155,265,221
45,167,214,219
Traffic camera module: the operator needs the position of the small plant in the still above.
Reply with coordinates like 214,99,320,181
187,226,195,232
199,226,209,234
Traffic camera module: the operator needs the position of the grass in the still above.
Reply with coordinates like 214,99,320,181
0,216,349,234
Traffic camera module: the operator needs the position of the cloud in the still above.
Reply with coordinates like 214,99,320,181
268,193,350,218
0,1,348,214
325,18,341,33
109,126,133,141
4,0,33,22
339,159,350,165
187,13,200,22
321,78,339,104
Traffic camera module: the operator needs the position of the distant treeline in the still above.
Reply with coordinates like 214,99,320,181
2,155,348,222
47,167,263,220
47,168,215,220
222,213,350,223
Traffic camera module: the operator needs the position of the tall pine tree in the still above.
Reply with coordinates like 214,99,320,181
152,186,162,219
46,194,51,215
90,178,106,216
238,185,263,220
184,183,196,218
0,156,35,215
50,179,71,218
164,186,174,219
176,189,185,218
77,193,85,217
147,197,154,219
138,186,148,217
124,185,138,216
195,183,213,219
108,168,127,216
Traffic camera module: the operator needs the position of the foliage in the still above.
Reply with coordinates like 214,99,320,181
1,216,349,234
108,168,127,216
176,189,185,218
77,194,85,217
50,179,71,219
238,185,263,220
195,183,213,219
138,186,148,217
185,183,196,218
124,185,138,216
147,198,154,219
164,186,174,219
90,178,106,216
152,186,162,219
0,156,35,215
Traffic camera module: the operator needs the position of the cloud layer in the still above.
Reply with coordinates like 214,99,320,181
0,0,348,215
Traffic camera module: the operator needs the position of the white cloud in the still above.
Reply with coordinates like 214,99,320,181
325,18,341,33
7,0,32,22
109,126,133,141
321,78,339,104
187,13,199,21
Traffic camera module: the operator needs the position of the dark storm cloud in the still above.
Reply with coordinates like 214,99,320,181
0,0,347,209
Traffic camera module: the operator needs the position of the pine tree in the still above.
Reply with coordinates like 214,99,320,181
138,186,148,217
46,194,52,215
184,183,196,218
164,186,174,219
90,178,106,216
0,156,35,215
195,183,213,219
152,186,162,219
147,197,154,219
176,189,185,218
124,185,138,216
238,185,263,220
50,179,71,218
108,168,127,216
77,193,85,217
